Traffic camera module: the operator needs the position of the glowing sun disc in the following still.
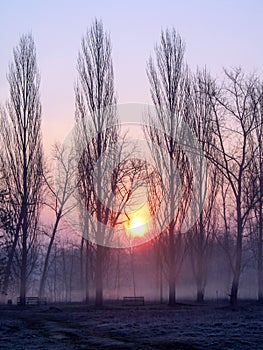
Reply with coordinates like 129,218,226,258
126,216,148,237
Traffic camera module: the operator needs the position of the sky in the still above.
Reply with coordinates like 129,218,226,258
0,0,263,154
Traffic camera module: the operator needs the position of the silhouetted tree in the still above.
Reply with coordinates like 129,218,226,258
0,34,43,305
145,29,193,305
75,19,118,306
206,68,259,305
186,70,218,302
247,81,263,301
39,144,77,298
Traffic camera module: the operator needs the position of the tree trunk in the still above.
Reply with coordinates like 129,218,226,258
85,240,90,304
114,249,120,300
130,248,136,297
230,279,238,306
39,212,61,298
158,246,163,304
258,170,263,302
80,237,84,300
197,287,204,302
95,245,103,306
196,265,206,303
0,214,23,303
196,247,206,302
230,201,242,306
168,275,176,306
196,211,206,303
258,257,263,301
20,203,28,306
168,222,176,306
258,207,263,301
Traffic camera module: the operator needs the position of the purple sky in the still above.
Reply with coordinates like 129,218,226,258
0,0,262,153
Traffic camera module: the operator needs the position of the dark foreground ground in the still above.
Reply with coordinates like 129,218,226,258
0,301,263,350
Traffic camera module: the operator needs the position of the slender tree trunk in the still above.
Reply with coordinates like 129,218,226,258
196,270,205,302
20,204,27,306
20,113,28,307
115,249,120,300
80,237,84,299
54,245,57,302
156,241,163,303
230,200,242,306
0,214,23,303
168,276,176,306
197,289,204,302
129,248,136,297
168,126,176,306
258,239,263,301
196,213,205,303
95,128,104,306
159,254,163,304
196,252,204,302
168,224,176,306
85,240,89,304
95,245,103,306
39,212,61,298
258,195,263,301
69,247,74,302
258,161,263,302
196,263,205,302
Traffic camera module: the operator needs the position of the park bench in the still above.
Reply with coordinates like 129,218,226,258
123,296,145,306
17,296,47,305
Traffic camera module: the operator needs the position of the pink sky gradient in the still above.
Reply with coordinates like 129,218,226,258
1,0,263,154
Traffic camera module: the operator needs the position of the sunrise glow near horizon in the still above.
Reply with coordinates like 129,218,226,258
1,0,263,155
124,203,151,237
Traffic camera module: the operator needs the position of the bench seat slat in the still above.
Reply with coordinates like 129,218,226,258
123,296,144,306
17,297,47,305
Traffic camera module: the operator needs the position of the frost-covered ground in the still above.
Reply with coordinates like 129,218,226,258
0,301,263,349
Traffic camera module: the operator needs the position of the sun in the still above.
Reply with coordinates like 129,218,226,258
125,213,149,237
121,200,151,238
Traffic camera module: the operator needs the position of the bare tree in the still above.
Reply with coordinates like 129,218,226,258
145,29,193,305
78,198,96,304
215,176,236,297
186,70,219,302
206,68,259,305
0,189,13,296
0,34,43,305
0,183,16,295
75,19,118,306
39,144,77,298
247,82,263,301
147,167,165,303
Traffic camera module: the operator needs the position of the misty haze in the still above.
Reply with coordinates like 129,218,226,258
0,2,263,350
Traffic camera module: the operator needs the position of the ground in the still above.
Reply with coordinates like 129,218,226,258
0,301,263,349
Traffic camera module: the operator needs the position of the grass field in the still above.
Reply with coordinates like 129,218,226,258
0,301,263,349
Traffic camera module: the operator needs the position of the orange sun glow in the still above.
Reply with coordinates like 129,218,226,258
124,205,150,237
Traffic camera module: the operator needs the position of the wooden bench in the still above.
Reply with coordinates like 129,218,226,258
17,297,47,305
123,296,145,306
